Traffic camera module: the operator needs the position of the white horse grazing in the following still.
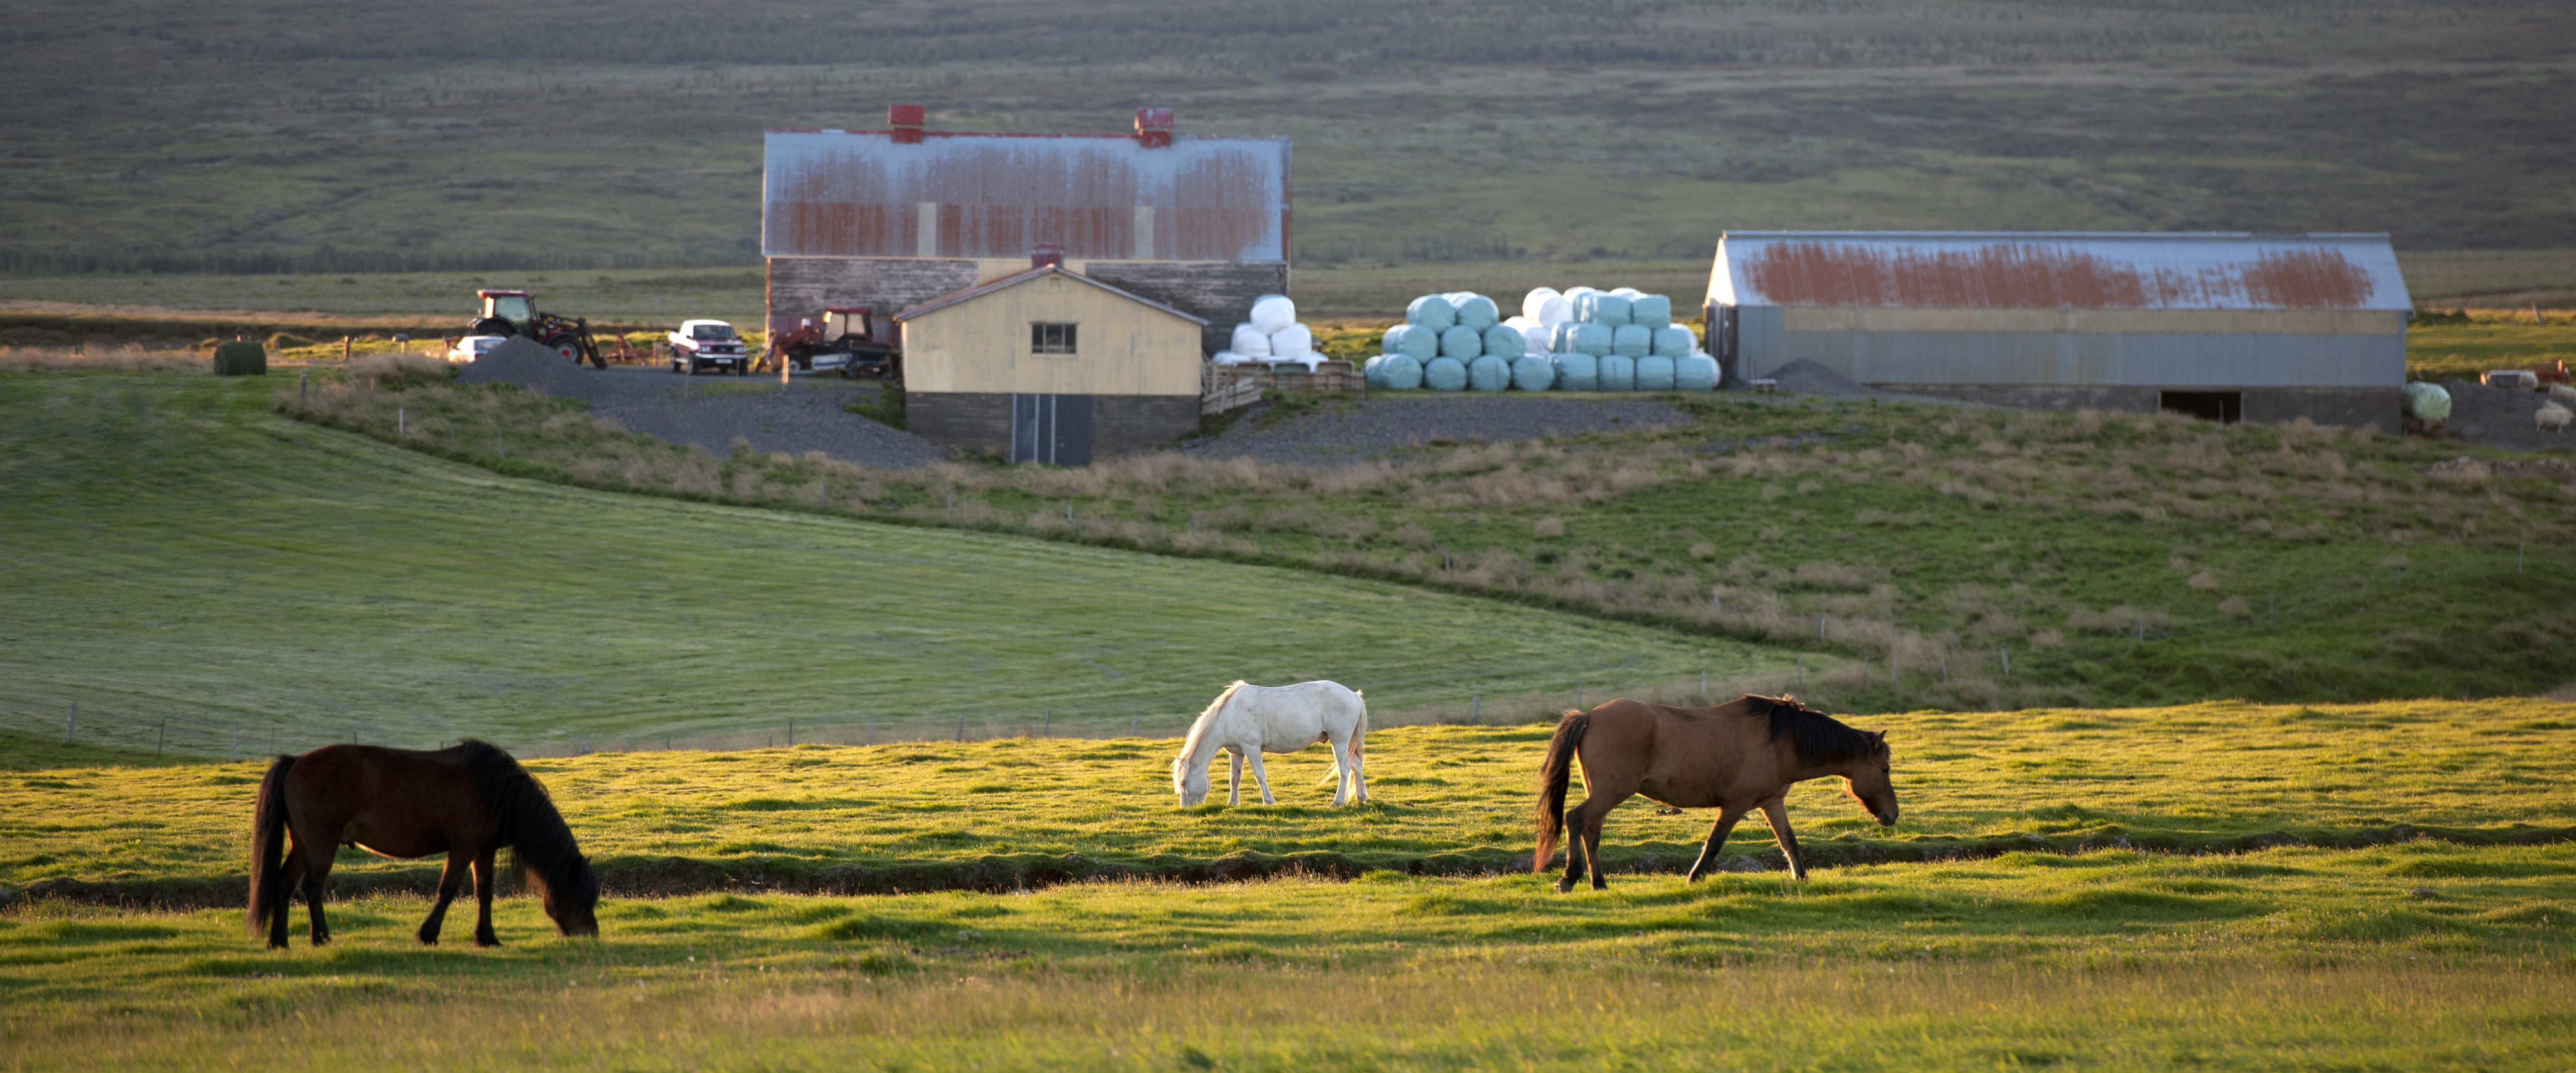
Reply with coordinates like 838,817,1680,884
1172,680,1369,807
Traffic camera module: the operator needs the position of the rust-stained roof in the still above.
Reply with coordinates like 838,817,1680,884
764,129,1289,262
894,265,1208,325
1709,232,2410,312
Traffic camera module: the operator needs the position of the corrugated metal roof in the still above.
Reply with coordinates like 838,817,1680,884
894,265,1209,325
763,129,1289,262
1709,232,2410,312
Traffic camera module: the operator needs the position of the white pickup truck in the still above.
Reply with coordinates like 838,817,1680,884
668,319,749,375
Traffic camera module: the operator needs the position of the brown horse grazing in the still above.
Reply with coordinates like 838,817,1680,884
248,739,600,949
1534,694,1897,892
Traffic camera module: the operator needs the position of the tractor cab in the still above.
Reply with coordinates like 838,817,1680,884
822,307,878,344
478,290,534,325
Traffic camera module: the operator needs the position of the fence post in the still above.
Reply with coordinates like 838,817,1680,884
1999,645,2009,678
1043,710,1052,736
63,703,76,745
787,719,794,746
1130,713,1138,737
1700,670,1708,701
157,719,166,755
398,407,404,435
956,713,965,742
1575,688,1583,711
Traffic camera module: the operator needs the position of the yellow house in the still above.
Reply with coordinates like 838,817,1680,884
896,264,1209,464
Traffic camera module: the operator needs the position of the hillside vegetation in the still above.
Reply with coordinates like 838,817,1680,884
5,1,2575,274
270,364,2576,714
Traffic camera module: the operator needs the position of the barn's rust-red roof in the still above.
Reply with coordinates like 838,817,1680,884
762,128,1289,263
1709,232,2410,312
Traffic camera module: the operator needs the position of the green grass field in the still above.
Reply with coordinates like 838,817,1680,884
0,372,1788,757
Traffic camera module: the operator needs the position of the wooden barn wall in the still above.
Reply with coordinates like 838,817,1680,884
900,272,1204,397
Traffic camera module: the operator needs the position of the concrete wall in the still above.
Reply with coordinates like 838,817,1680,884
1735,306,2406,390
1873,383,2401,431
909,392,1197,458
768,256,1286,355
900,272,1202,396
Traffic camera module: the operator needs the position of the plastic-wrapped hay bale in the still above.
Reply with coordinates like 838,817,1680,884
1535,294,1573,327
1598,354,1636,391
1651,325,1695,357
1451,292,1499,332
1551,352,1598,391
1674,353,1719,392
1384,323,1438,362
1249,294,1297,334
1270,323,1314,361
1629,293,1673,328
1378,353,1423,390
1407,294,1457,331
1513,318,1553,357
1634,354,1676,391
1590,291,1633,327
2403,381,2452,422
1481,323,1526,361
1439,324,1484,360
1522,287,1562,322
1231,323,1273,357
1548,321,1577,352
1510,354,1555,392
1609,286,1642,299
1422,356,1469,392
1566,321,1612,357
1611,323,1651,359
1466,354,1511,392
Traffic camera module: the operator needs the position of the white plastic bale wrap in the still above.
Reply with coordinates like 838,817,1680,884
1422,356,1469,392
1516,319,1553,357
1377,352,1424,390
1439,324,1484,360
1231,323,1273,357
1383,323,1439,362
1534,294,1573,327
1248,294,1297,334
1406,294,1457,331
1650,325,1695,357
1674,353,1718,392
1567,322,1613,357
1627,294,1672,328
1269,323,1314,360
1633,354,1676,391
1597,354,1636,391
1466,354,1511,392
1589,292,1633,327
1510,354,1555,392
1211,350,1243,364
1481,323,1526,361
1551,352,1598,391
1611,323,1651,359
1521,287,1562,322
1450,292,1500,332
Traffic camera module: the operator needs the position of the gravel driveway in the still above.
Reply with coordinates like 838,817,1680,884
463,343,947,468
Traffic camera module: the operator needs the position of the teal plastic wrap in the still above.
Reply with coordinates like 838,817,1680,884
1510,354,1555,391
1598,354,1636,391
1551,352,1598,391
1383,323,1438,361
1611,323,1651,358
1451,293,1499,332
1481,323,1525,360
1422,356,1468,392
1589,292,1633,327
1439,324,1483,359
1651,325,1695,357
1634,354,1676,391
1466,354,1510,392
1376,353,1423,390
1406,294,1456,331
1674,354,1718,392
1567,322,1612,357
1629,294,1672,328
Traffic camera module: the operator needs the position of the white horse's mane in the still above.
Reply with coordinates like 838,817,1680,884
1177,679,1247,764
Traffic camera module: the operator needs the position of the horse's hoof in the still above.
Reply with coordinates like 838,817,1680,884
475,935,500,948
417,934,439,946
1555,880,1575,894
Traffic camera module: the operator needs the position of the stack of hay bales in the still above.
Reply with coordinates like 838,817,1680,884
1211,294,1322,371
211,339,267,377
1369,287,1716,392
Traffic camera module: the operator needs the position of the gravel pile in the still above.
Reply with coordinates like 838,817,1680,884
2436,379,2576,453
1180,395,1692,463
460,353,949,469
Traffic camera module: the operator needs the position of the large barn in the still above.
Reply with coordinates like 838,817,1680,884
1703,232,2412,427
762,106,1289,357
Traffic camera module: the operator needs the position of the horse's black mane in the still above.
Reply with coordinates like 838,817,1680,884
457,739,596,904
1741,695,1882,764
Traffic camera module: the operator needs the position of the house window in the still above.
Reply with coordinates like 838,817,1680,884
1031,322,1077,355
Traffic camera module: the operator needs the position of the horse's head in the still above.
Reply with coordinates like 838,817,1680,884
1173,752,1211,807
541,854,601,938
1841,732,1899,827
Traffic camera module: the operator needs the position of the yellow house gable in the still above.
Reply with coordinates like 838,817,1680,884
900,272,1206,397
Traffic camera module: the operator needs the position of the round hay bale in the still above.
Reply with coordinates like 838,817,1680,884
1376,352,1424,390
211,340,267,377
1611,323,1651,359
1510,354,1556,391
1598,354,1636,391
1480,323,1526,361
1421,356,1469,392
1383,323,1439,362
1407,294,1457,331
1466,354,1511,392
1650,325,1695,357
1674,353,1719,392
1249,294,1297,334
1634,354,1676,391
1450,292,1500,332
1551,352,1598,392
1438,324,1484,360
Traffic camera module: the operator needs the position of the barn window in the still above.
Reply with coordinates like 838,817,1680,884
1031,322,1078,355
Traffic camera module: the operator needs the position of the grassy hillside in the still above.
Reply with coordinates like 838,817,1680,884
0,373,1788,757
274,364,2576,714
5,698,2571,897
4,1,2575,275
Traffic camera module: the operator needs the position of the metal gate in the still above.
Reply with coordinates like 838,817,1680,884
1008,394,1093,466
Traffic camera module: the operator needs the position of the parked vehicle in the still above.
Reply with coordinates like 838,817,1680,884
764,307,900,379
446,335,509,363
465,289,603,368
668,319,750,375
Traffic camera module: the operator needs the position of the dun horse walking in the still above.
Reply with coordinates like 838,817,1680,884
1534,695,1897,891
248,739,600,948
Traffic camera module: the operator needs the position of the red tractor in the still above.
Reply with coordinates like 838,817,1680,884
764,307,900,379
466,289,605,368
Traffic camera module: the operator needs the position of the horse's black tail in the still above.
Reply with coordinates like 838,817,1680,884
245,754,295,937
1533,710,1591,872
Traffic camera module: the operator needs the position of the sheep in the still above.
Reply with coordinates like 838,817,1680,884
2551,381,2576,406
2541,402,2573,434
